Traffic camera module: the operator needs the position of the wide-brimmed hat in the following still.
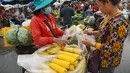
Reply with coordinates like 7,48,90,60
33,0,53,12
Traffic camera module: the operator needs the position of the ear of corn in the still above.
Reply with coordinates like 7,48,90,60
37,52,49,55
57,55,76,64
51,59,70,69
64,47,82,55
64,48,74,53
58,51,79,60
69,65,75,71
63,45,82,55
67,45,80,49
47,45,61,55
79,56,83,60
50,63,67,73
73,49,82,55
73,60,78,67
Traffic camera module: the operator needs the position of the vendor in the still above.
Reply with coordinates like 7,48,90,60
82,0,129,73
30,0,67,47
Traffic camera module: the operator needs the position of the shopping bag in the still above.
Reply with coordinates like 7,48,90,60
87,50,100,73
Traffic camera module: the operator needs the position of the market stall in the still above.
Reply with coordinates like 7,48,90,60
0,24,97,73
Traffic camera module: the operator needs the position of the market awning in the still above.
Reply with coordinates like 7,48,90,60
1,0,33,4
1,0,57,5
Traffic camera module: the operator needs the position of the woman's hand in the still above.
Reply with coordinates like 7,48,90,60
82,39,96,47
84,30,100,36
84,30,94,35
53,38,68,46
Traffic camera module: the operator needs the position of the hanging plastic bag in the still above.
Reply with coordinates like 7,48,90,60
61,25,77,43
74,26,87,57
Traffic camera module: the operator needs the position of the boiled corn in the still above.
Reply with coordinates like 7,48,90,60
69,65,75,71
58,51,79,60
51,59,70,69
37,52,49,55
50,63,67,73
57,55,76,64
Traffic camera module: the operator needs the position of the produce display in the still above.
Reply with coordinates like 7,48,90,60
6,29,19,45
84,16,95,26
72,13,84,26
16,25,88,73
72,20,79,26
37,44,84,73
72,14,84,21
17,28,33,45
52,9,59,17
37,44,63,55
6,27,33,45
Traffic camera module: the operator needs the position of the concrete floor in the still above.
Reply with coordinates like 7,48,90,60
0,51,22,73
0,37,23,73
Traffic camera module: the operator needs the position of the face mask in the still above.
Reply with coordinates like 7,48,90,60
44,7,52,14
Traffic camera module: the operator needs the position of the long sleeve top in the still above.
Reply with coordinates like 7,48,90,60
98,11,129,68
30,13,64,47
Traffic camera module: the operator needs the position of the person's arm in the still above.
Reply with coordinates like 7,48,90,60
30,17,54,47
92,31,100,36
55,26,64,36
84,30,100,36
51,15,64,36
86,20,129,53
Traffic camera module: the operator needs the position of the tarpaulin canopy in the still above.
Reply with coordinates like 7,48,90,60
2,0,13,2
1,0,56,5
1,0,33,4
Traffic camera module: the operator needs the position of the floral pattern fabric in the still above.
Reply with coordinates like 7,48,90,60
99,12,129,68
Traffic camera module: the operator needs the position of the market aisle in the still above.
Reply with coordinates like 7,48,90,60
114,34,130,73
0,37,22,73
0,51,22,73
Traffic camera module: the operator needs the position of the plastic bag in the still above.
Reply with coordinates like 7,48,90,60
69,58,86,73
26,58,86,73
61,25,77,42
75,27,87,56
17,45,56,73
84,31,96,51
17,45,87,73
62,26,89,56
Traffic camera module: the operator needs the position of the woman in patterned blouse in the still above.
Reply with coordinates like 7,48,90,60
82,0,129,73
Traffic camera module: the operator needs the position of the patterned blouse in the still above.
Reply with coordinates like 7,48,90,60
99,11,129,68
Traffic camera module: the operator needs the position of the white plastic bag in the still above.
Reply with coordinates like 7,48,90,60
17,44,87,73
84,32,96,51
75,26,87,56
62,26,89,56
61,25,77,42
17,45,56,73
69,58,86,73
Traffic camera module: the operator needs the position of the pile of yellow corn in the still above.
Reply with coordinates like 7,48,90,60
37,44,63,55
49,47,83,73
37,44,83,73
